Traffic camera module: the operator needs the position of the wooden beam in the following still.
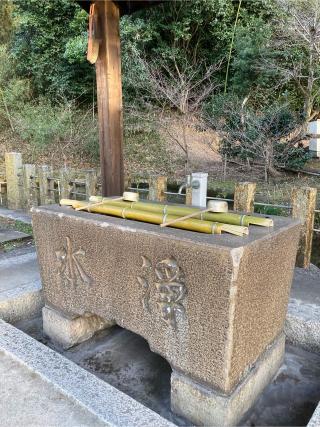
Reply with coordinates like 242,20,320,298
95,0,124,196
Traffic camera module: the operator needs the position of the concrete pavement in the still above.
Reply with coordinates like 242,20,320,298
0,247,43,323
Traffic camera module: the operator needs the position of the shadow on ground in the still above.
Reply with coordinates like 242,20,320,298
17,317,320,427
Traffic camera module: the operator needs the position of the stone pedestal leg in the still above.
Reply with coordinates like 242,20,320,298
171,334,285,427
42,306,114,349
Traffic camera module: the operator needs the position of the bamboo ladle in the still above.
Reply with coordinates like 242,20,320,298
75,191,139,211
161,200,228,228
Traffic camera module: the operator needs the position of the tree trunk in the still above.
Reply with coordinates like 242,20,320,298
303,96,313,125
182,120,190,175
265,139,281,181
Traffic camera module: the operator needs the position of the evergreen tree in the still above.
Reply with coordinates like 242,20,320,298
10,0,94,99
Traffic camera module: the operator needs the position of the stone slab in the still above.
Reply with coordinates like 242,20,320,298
0,350,106,427
0,250,40,292
0,320,174,427
0,250,43,323
17,316,320,427
0,229,30,244
32,204,300,396
43,305,113,349
308,402,320,427
0,207,32,224
171,334,285,427
285,264,320,353
242,343,320,427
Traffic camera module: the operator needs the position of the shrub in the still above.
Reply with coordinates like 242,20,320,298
12,98,99,160
204,96,310,180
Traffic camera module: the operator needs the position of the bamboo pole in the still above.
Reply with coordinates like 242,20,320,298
75,196,123,211
88,197,273,227
60,199,226,234
161,207,212,228
160,207,248,236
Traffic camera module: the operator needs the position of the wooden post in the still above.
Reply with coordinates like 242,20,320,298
59,169,72,200
234,182,256,213
95,0,123,196
5,152,23,209
22,164,36,209
185,187,192,205
38,165,55,205
85,169,98,199
291,187,317,268
148,176,167,202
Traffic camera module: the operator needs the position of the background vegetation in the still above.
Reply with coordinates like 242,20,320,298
0,0,319,179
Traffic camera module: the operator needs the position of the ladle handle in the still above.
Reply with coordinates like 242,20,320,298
75,196,123,211
160,208,211,228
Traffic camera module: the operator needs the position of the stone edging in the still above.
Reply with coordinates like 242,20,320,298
0,320,175,427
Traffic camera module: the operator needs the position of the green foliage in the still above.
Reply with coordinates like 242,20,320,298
206,95,310,173
5,0,293,109
274,143,311,170
231,16,273,98
0,0,14,44
13,220,33,236
0,45,31,131
10,0,94,99
0,0,317,179
254,205,288,216
123,113,181,175
12,97,98,157
121,0,234,95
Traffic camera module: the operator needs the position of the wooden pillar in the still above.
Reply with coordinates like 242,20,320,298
95,0,123,196
291,187,317,268
149,176,167,202
234,182,256,213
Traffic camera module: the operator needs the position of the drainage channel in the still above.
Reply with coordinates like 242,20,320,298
16,316,320,427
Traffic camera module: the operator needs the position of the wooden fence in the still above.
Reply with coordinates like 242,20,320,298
0,152,318,269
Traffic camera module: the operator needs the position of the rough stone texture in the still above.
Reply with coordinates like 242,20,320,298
285,300,320,353
285,264,320,353
43,305,114,349
171,334,285,427
22,163,37,209
308,402,320,427
0,250,43,323
5,152,23,210
233,182,256,213
32,205,300,397
0,207,32,224
0,320,174,427
20,317,320,427
38,165,55,205
0,229,30,244
291,187,317,268
0,283,43,324
148,176,167,202
0,350,106,427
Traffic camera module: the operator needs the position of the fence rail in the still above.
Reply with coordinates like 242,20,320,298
0,152,319,269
